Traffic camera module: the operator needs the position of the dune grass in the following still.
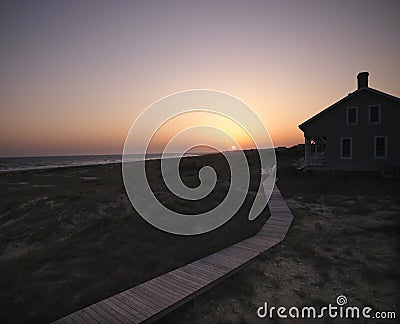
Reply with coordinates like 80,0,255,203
159,145,400,323
0,151,268,323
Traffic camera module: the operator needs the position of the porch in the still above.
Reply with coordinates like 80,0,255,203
295,136,327,170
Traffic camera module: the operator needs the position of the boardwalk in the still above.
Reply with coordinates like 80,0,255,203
54,185,293,323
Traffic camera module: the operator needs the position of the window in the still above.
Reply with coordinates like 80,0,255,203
341,138,352,159
369,105,381,124
374,136,387,158
346,107,358,125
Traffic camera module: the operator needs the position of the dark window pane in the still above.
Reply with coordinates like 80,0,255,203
347,108,357,124
370,106,380,123
376,137,386,157
342,139,351,158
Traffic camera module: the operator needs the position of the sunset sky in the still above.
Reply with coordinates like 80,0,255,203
1,0,399,156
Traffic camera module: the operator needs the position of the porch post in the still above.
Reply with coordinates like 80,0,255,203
305,137,311,165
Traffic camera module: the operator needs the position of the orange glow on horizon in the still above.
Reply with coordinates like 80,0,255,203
1,2,399,157
146,111,260,154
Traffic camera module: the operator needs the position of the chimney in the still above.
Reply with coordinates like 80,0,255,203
357,72,369,89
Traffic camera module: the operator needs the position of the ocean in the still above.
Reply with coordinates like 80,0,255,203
0,153,196,172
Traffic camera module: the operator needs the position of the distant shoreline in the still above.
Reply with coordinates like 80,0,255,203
0,147,277,173
0,153,202,173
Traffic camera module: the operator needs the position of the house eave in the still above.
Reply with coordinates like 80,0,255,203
298,89,359,131
298,87,400,132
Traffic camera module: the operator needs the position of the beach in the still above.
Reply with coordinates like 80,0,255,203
0,151,267,323
2,148,399,323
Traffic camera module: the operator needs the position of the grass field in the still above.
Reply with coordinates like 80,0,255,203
0,151,268,323
160,145,400,323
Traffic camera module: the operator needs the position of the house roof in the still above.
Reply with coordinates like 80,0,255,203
298,87,400,131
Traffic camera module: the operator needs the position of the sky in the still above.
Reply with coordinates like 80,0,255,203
1,0,399,156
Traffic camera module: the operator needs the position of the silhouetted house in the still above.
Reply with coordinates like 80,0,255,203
298,72,400,172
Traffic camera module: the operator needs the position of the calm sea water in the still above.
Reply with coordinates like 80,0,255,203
0,153,196,172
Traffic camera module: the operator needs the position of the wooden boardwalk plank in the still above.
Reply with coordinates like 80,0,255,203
81,307,108,323
73,309,98,324
121,292,157,316
184,263,225,281
131,285,173,308
173,268,210,286
112,293,153,319
134,285,175,306
90,303,124,323
100,300,137,322
189,264,228,281
54,185,293,324
165,272,202,291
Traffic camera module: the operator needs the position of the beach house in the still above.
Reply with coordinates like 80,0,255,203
298,72,400,172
